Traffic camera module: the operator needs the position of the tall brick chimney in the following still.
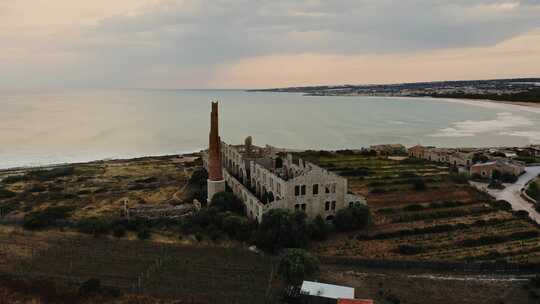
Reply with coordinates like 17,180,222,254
207,101,225,203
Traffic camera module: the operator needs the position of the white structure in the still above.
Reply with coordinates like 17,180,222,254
300,281,355,300
203,138,366,222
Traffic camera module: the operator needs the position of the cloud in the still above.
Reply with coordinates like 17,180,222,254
429,112,535,138
1,1,540,89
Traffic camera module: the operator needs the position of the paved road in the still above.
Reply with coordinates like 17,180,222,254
473,166,540,224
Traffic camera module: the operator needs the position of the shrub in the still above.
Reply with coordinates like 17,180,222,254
23,206,74,230
28,166,75,181
112,225,126,238
0,188,16,199
210,191,245,214
79,278,101,295
137,226,151,240
500,173,517,183
76,217,112,236
449,173,469,184
403,204,424,212
513,210,530,219
333,203,371,232
278,248,319,284
527,182,539,202
488,180,505,190
492,200,512,211
1,175,25,184
396,244,426,255
412,179,427,191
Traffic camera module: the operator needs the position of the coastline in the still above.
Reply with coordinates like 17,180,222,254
301,92,540,109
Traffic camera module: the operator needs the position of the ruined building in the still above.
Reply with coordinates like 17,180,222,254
203,102,366,222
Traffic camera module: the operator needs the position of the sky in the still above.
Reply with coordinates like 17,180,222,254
1,0,540,90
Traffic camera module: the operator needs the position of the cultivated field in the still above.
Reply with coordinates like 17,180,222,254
298,151,540,263
0,229,275,304
319,264,537,304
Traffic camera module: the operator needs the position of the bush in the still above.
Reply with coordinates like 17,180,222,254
278,248,319,284
527,182,539,202
488,180,505,190
1,175,25,184
449,173,469,184
112,225,126,238
396,244,425,255
333,203,371,232
137,226,151,240
23,206,74,230
513,210,530,219
493,200,512,211
76,217,112,236
211,191,245,214
500,173,517,183
255,209,309,252
0,188,16,199
28,166,75,181
403,204,424,212
412,179,427,191
79,278,101,295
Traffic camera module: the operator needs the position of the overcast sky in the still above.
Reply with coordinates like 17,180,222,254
1,0,539,90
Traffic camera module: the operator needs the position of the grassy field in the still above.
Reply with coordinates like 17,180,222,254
0,229,276,304
0,155,197,222
298,151,540,263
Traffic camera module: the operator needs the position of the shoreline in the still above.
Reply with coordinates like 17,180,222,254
0,152,202,173
300,92,540,109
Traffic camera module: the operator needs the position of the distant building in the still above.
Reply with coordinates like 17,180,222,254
408,145,473,168
470,159,525,179
202,103,366,222
369,144,406,156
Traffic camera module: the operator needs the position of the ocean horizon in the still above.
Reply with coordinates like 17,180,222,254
1,89,539,170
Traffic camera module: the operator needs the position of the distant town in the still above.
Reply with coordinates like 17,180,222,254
251,78,540,104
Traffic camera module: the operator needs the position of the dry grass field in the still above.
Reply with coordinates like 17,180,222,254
298,151,540,263
0,155,198,222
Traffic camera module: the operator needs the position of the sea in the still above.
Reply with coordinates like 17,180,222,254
1,89,539,169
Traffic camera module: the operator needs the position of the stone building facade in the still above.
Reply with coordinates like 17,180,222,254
204,140,366,222
470,160,525,179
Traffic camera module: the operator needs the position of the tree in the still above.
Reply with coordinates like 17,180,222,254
255,209,309,252
278,249,319,284
333,203,371,232
210,191,245,214
307,215,329,241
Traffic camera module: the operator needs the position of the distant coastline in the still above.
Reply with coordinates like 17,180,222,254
249,77,540,107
